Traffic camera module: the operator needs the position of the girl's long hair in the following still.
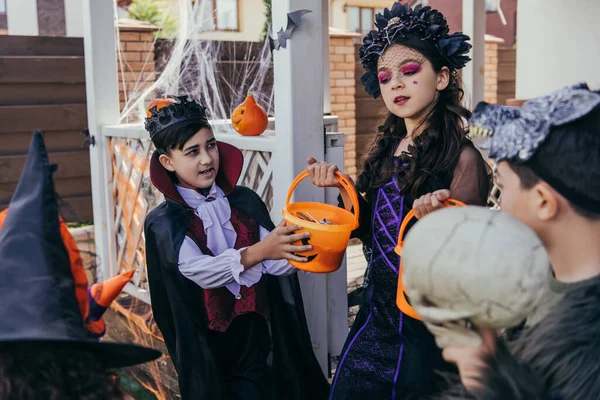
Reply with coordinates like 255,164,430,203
356,35,471,198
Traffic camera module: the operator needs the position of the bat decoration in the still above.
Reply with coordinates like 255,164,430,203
269,9,312,51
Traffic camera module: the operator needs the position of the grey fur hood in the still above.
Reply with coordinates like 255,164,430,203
437,277,600,400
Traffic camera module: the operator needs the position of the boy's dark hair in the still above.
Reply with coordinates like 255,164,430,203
0,345,124,399
508,104,600,219
151,120,212,155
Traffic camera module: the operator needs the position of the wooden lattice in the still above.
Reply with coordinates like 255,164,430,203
239,150,274,210
109,137,274,295
109,138,161,297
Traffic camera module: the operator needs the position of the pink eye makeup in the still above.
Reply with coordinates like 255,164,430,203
378,72,392,84
400,63,422,76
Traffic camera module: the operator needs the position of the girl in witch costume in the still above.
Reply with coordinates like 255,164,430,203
0,131,161,399
143,97,329,399
307,3,489,399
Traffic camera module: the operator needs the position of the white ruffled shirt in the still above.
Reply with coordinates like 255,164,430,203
176,184,296,298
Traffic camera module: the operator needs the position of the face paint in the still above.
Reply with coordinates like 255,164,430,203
378,72,392,84
400,63,422,76
377,44,442,123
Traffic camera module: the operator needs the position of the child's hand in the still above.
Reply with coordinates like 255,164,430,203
413,189,451,219
442,328,496,391
257,221,313,263
307,157,344,188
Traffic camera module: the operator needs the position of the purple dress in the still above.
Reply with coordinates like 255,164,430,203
330,143,490,399
330,176,453,399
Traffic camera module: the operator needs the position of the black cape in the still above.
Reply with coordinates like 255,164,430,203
145,183,330,399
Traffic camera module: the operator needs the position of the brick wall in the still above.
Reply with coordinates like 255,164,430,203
484,35,516,105
484,37,501,104
329,32,360,179
117,20,158,120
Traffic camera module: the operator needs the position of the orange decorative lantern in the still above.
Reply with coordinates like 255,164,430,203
146,97,177,118
231,93,268,136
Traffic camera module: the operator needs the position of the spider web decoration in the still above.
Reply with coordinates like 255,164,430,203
117,0,275,132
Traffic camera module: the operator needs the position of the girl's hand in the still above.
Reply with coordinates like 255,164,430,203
307,157,344,188
442,328,497,391
248,221,313,264
413,189,451,219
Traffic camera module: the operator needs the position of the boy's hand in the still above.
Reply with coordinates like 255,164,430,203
307,157,344,188
413,189,451,219
245,221,313,267
442,328,497,391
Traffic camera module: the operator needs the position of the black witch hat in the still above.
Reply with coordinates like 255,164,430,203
0,131,161,368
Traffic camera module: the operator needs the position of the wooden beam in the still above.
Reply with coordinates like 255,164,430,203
0,83,87,106
1,195,93,222
0,150,91,184
0,56,85,84
0,35,84,56
0,104,87,133
0,130,88,155
0,176,91,204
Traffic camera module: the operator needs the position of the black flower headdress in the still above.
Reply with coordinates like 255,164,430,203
144,95,209,138
359,2,472,98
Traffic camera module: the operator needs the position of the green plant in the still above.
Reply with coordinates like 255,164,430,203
128,0,178,39
261,0,272,42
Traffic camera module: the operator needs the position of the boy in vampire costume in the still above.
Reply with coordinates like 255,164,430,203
143,96,329,399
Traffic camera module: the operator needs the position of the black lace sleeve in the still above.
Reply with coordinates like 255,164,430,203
449,144,491,206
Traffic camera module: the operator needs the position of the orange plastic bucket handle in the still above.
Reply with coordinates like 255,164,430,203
285,170,360,229
395,199,466,320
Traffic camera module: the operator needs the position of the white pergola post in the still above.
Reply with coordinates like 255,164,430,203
322,1,331,115
462,0,486,108
6,0,39,36
271,0,329,374
82,0,120,281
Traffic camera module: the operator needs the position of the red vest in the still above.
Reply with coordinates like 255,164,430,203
186,207,269,332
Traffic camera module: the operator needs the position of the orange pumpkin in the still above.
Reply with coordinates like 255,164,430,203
231,93,268,136
146,97,177,118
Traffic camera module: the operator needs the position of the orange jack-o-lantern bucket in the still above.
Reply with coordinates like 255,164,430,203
394,199,466,320
282,170,360,273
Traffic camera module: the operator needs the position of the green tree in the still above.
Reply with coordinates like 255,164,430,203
261,0,272,42
127,0,178,39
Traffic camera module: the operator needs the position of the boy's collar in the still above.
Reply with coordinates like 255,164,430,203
149,141,243,206
176,183,224,208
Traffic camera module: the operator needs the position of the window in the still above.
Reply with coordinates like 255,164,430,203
214,0,239,31
348,6,384,35
0,0,5,13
